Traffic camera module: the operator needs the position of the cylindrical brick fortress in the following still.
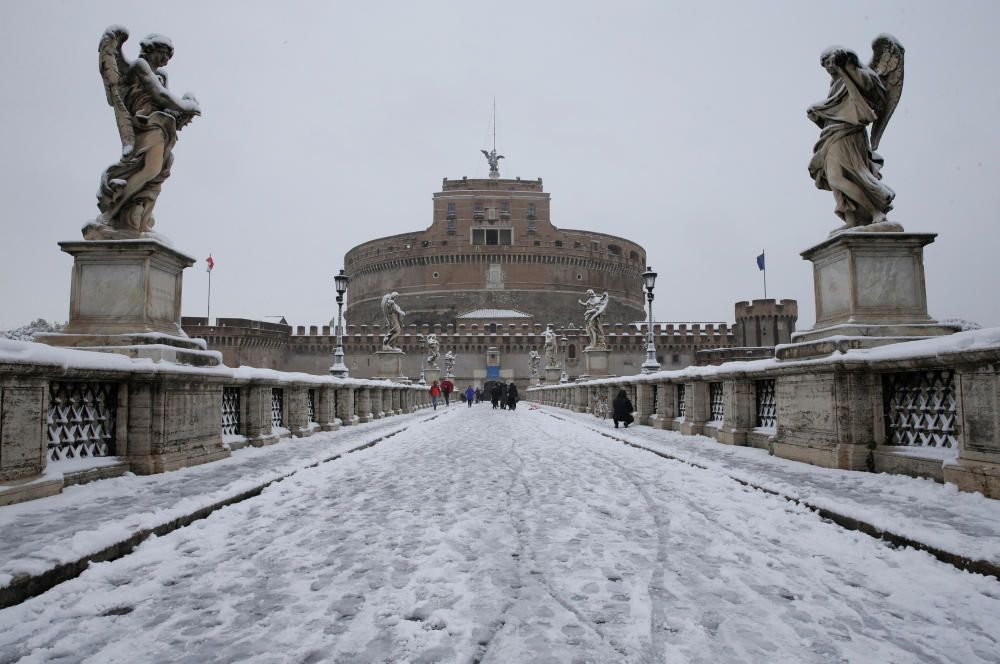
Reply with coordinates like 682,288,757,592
344,176,647,327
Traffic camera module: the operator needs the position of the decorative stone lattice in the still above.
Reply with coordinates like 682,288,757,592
271,388,284,428
307,389,316,423
47,382,117,461
709,382,724,423
222,387,240,436
677,384,686,419
755,379,776,429
883,370,957,447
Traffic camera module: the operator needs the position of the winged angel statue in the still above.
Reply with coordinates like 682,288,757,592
89,26,200,237
807,35,904,231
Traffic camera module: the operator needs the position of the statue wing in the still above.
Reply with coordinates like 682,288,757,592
868,34,905,151
480,149,490,159
99,25,136,156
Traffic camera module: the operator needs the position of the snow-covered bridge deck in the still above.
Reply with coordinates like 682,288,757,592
2,404,999,662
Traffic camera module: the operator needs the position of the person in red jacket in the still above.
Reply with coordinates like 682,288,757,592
440,378,454,406
429,381,441,410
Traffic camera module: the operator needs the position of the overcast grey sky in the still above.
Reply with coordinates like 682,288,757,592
1,0,997,332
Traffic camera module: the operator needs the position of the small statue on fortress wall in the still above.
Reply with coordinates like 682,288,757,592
381,292,406,351
481,148,504,178
426,334,441,368
808,35,904,231
543,326,558,368
87,26,201,238
528,349,541,381
443,350,456,377
579,289,609,350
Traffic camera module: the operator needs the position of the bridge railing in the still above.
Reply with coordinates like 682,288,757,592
527,328,1000,500
0,338,433,505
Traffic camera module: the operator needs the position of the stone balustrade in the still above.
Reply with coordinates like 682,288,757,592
527,329,1000,499
0,339,431,506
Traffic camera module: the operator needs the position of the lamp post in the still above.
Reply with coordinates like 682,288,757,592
417,334,427,385
641,266,660,374
329,269,350,377
559,334,569,383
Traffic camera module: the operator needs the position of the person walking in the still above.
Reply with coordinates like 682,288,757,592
490,383,501,409
465,385,475,407
499,382,508,410
475,387,482,403
506,382,519,411
612,389,635,428
441,378,454,406
429,381,441,410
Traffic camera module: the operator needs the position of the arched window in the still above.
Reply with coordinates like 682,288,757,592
568,344,577,359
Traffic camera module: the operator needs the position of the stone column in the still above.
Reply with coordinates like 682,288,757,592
242,381,278,446
356,388,373,423
0,375,57,504
944,364,1000,498
679,381,709,436
369,388,384,420
286,385,310,437
336,386,358,426
717,379,752,445
636,383,656,425
654,381,677,430
316,386,339,431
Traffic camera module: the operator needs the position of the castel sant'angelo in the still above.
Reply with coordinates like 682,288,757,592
183,153,796,386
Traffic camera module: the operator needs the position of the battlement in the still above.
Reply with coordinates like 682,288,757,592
735,299,798,318
440,176,544,192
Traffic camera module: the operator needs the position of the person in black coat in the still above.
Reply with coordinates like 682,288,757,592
612,389,634,428
506,382,519,411
490,383,502,409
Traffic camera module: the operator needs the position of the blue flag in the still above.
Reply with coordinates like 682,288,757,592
756,251,765,271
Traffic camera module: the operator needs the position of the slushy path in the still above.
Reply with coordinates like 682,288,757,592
2,405,998,663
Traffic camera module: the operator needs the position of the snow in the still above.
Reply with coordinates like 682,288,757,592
1,406,998,662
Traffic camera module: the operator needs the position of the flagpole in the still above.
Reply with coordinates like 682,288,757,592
762,249,767,299
207,254,212,324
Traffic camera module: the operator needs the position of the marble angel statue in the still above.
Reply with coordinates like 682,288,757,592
426,334,441,368
542,325,558,367
381,292,406,350
579,289,609,350
90,26,201,237
807,35,904,230
443,350,456,376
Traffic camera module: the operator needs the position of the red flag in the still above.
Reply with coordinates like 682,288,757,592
206,254,215,272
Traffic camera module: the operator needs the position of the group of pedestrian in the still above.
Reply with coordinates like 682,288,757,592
428,380,519,411
489,382,519,411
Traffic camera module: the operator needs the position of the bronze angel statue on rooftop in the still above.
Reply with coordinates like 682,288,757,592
88,26,201,238
807,35,904,231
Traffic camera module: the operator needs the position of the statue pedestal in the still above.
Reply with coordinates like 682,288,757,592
543,367,562,385
37,239,219,366
374,350,407,381
579,348,612,380
777,230,958,360
423,367,441,386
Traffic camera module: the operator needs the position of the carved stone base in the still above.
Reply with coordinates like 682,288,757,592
423,367,441,386
38,238,219,366
374,350,406,381
580,348,611,380
777,230,958,360
544,367,562,384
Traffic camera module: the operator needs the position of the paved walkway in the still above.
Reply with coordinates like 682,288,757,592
1,405,998,663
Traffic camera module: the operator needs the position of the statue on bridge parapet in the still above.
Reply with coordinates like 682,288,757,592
807,34,904,232
87,26,201,239
443,349,456,377
542,325,558,368
579,289,609,350
426,334,441,369
528,349,541,383
381,292,406,351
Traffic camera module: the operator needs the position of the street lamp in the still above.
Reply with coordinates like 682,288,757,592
417,334,427,385
641,266,660,373
329,269,350,377
559,334,569,383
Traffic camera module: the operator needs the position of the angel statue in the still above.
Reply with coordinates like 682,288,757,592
87,26,201,238
807,35,904,231
426,334,441,369
381,292,406,351
542,325,558,368
578,289,609,350
528,349,541,381
481,148,504,178
443,350,456,377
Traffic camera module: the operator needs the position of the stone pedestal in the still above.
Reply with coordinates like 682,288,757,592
777,231,958,360
423,367,441,386
544,366,562,384
38,239,219,366
580,348,611,380
374,350,406,380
